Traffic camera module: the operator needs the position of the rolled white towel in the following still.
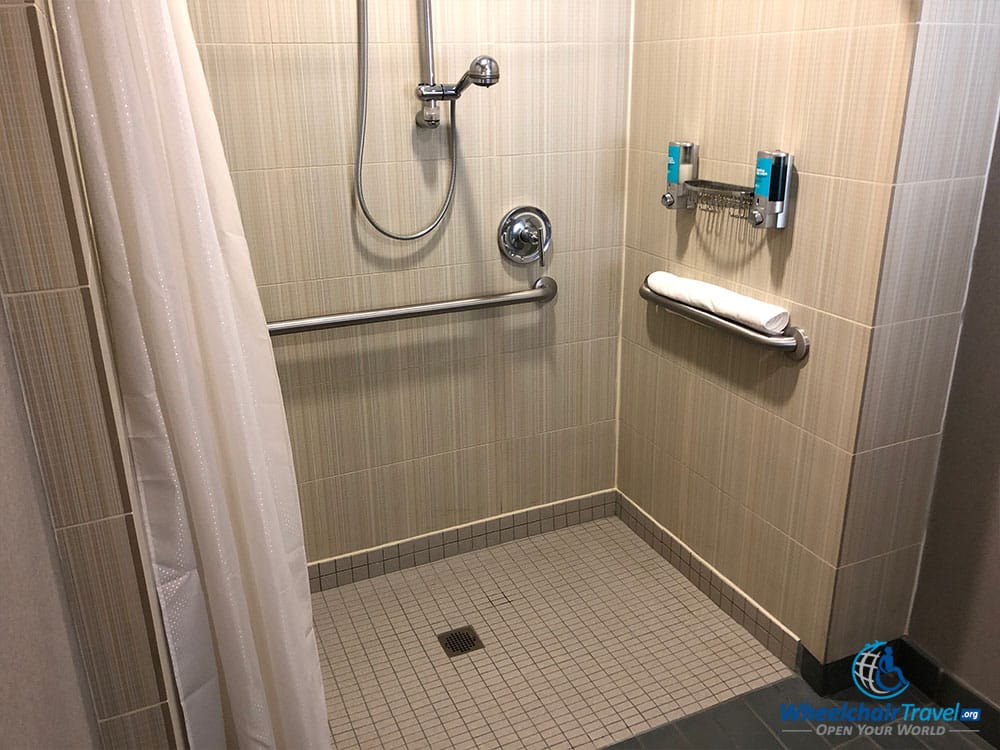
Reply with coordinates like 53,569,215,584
646,271,789,335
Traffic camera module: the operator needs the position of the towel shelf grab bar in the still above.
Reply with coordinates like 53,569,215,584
639,276,809,361
268,276,557,337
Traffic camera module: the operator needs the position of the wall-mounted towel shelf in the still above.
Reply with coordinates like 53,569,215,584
268,276,557,337
639,276,809,361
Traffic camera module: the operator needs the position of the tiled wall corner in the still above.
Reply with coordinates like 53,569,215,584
0,3,179,746
620,2,919,659
831,7,1000,664
825,545,922,662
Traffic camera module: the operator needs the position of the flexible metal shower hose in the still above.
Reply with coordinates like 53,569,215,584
354,0,458,241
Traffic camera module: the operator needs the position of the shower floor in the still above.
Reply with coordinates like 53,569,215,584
314,517,790,749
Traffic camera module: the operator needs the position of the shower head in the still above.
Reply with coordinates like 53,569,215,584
415,55,501,124
453,56,500,96
466,56,500,87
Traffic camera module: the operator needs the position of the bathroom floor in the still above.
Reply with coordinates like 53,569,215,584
315,517,789,749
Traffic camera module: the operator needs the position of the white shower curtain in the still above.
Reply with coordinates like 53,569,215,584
53,2,328,747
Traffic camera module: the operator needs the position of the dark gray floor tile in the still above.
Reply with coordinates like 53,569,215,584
919,729,993,749
673,702,784,750
607,735,644,750
871,724,929,749
637,724,689,749
838,739,880,749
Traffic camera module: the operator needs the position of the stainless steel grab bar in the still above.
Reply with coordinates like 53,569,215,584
268,276,557,337
639,275,809,361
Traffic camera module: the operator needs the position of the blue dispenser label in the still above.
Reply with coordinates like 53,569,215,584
667,144,680,185
754,157,772,198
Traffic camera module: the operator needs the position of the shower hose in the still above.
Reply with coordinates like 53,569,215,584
354,0,458,241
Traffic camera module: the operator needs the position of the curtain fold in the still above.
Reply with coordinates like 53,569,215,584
52,2,328,747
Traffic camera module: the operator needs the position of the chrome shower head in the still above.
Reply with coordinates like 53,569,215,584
453,56,500,96
466,55,500,87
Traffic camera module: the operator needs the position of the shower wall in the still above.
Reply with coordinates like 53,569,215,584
189,0,630,561
619,1,916,658
619,0,1000,661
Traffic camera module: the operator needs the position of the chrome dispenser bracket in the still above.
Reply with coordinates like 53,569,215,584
498,207,552,266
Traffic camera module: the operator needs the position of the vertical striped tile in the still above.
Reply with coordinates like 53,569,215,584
57,516,165,718
0,5,84,292
4,289,128,525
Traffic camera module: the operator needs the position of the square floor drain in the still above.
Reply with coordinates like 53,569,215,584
437,626,484,657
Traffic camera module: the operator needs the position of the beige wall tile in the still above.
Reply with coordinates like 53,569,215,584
0,6,84,293
896,23,990,182
266,0,355,44
876,178,986,325
480,0,545,44
632,1,674,43
980,1,1000,24
496,433,544,513
545,0,632,43
365,443,501,545
780,542,836,656
642,353,850,562
198,44,279,171
617,424,656,512
797,0,920,29
186,0,270,43
298,470,376,560
858,313,963,451
955,24,1000,178
271,43,362,168
542,421,616,503
841,434,941,566
619,339,660,441
919,0,981,24
544,43,630,153
785,24,914,183
98,703,172,750
3,290,128,526
57,517,166,718
826,544,922,660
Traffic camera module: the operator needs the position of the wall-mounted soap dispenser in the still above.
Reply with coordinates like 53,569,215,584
661,141,699,210
749,150,792,229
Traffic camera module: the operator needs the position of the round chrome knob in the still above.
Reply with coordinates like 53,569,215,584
498,207,551,265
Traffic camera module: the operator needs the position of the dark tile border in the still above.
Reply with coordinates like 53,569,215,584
608,675,996,750
308,490,618,593
899,640,1000,748
797,639,999,747
616,492,800,670
798,643,858,697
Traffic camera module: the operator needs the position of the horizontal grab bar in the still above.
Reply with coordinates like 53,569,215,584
639,276,809,361
268,276,558,337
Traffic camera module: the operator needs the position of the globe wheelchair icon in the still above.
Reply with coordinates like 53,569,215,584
852,641,910,700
